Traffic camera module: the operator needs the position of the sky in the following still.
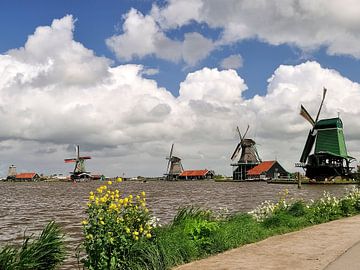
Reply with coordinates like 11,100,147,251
1,0,360,177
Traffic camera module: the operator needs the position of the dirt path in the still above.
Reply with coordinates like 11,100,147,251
174,215,360,270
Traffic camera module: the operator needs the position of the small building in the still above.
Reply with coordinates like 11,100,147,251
178,170,214,180
247,161,288,180
15,173,40,181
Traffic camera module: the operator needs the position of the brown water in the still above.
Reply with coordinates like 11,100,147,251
0,180,357,269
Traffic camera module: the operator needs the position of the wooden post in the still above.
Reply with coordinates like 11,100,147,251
297,172,302,189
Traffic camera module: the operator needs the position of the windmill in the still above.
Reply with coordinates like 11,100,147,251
230,125,261,180
298,87,354,179
64,145,92,181
164,143,184,180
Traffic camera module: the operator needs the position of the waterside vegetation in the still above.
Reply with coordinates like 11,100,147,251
80,181,360,270
0,221,66,270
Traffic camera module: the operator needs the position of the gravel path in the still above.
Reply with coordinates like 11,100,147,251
174,215,360,270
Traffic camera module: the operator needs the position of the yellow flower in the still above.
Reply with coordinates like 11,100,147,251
146,233,152,239
107,180,112,185
97,188,103,194
117,177,123,183
86,234,93,240
100,220,105,225
124,198,129,204
133,231,139,236
129,194,133,199
125,227,131,234
89,191,94,196
89,195,95,201
141,191,146,197
82,220,88,225
134,236,139,241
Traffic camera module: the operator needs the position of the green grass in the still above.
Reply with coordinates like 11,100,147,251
0,221,66,270
121,189,360,270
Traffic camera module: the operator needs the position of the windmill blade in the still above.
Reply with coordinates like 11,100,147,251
300,105,315,126
242,125,250,140
314,87,327,123
300,130,316,163
166,144,174,174
75,145,80,159
166,159,171,174
231,143,241,160
236,126,243,141
169,144,174,159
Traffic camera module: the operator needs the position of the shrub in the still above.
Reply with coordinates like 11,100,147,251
82,179,153,270
184,219,219,251
287,201,307,217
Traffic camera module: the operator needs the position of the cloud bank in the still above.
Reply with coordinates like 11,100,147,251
106,0,360,65
1,15,360,177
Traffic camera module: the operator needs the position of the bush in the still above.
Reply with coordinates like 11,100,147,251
0,221,66,270
82,179,153,270
287,201,307,217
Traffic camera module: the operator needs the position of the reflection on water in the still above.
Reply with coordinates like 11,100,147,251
0,181,356,269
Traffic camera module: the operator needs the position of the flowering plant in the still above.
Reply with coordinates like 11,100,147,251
248,189,290,222
82,179,153,270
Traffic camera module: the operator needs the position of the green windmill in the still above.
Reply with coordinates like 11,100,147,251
298,88,355,179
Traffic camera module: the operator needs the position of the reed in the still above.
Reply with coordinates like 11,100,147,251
0,221,66,270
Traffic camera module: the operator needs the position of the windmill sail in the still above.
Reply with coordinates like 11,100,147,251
300,105,315,126
300,130,316,163
231,143,241,161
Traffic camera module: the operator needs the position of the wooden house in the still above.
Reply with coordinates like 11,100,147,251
247,161,288,180
179,170,214,180
15,173,40,181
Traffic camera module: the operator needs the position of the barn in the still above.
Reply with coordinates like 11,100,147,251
178,170,214,180
15,173,40,181
247,161,288,180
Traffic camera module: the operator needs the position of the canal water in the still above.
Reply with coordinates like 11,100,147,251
0,180,357,269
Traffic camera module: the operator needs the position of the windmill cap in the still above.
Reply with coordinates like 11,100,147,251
315,117,343,129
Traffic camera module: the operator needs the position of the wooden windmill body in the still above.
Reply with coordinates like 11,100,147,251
164,144,184,180
297,88,354,180
231,126,262,180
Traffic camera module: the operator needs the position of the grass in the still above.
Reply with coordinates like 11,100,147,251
119,189,360,270
0,221,66,270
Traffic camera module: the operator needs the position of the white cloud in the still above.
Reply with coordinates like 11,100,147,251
220,54,243,69
151,0,203,29
2,16,360,177
141,67,159,76
106,8,214,66
153,0,360,59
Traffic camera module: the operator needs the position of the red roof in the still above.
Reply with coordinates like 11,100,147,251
15,173,37,179
179,170,209,177
247,161,276,176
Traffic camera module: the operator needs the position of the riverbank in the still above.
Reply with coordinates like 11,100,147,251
174,214,360,270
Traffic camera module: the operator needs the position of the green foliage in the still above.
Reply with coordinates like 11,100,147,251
287,201,307,217
82,186,360,270
172,207,212,226
0,221,66,270
184,219,219,251
82,181,153,270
